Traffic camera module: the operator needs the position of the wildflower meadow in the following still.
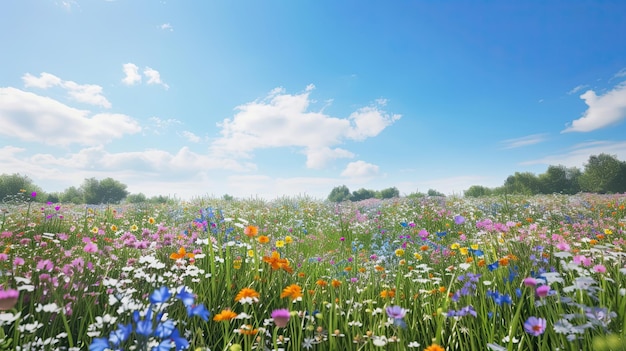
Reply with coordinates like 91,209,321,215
0,192,625,350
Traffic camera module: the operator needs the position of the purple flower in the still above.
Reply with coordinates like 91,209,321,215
271,308,291,327
523,316,546,336
385,305,407,319
536,285,551,298
454,215,465,225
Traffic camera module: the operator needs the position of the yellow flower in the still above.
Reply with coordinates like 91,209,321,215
233,259,242,270
247,250,255,258
276,240,285,248
285,236,293,244
148,217,156,224
450,243,460,250
130,224,138,231
459,247,469,255
399,259,406,265
470,244,479,250
604,229,613,235
110,224,118,232
414,253,422,260
395,248,405,257
91,227,99,234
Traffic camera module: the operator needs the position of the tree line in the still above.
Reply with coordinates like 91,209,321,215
464,153,626,197
1,153,624,204
0,176,172,205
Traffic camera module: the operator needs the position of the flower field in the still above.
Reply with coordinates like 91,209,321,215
0,193,625,351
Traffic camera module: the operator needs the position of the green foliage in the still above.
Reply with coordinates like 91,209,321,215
126,193,148,203
0,173,41,202
327,185,352,202
427,188,445,197
579,153,626,194
464,185,493,197
351,188,376,201
80,177,129,204
378,186,400,199
538,165,581,194
60,186,84,204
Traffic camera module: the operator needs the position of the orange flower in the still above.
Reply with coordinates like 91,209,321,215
235,287,260,304
280,284,303,301
331,279,341,288
213,309,238,322
237,324,258,336
477,259,486,267
244,225,259,238
375,265,385,271
262,251,293,273
420,245,429,251
380,289,395,298
170,247,195,260
498,257,510,266
316,279,328,287
424,343,445,351
258,235,270,244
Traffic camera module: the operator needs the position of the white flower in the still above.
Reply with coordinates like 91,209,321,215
408,341,420,348
372,336,387,347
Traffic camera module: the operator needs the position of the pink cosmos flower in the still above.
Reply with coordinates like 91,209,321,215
523,277,538,287
271,309,290,327
593,264,606,273
536,285,551,298
84,242,98,253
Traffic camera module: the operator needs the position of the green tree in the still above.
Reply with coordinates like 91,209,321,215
504,172,541,195
539,165,581,194
0,173,41,202
427,189,445,197
61,186,84,204
579,154,626,193
126,193,147,203
351,188,376,201
80,177,129,204
379,187,400,199
464,185,493,197
328,185,352,202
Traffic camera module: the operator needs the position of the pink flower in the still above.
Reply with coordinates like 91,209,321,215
0,289,19,310
523,277,538,287
418,229,429,239
536,285,551,298
555,242,570,251
84,242,98,253
13,257,25,266
593,264,606,273
271,308,290,327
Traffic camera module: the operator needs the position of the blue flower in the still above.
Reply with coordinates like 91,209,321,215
133,309,154,337
170,328,190,351
150,286,171,304
108,323,132,346
176,287,195,307
89,337,110,351
155,319,176,338
186,304,210,321
487,261,499,271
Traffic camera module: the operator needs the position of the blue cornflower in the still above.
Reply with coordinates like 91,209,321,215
155,319,176,338
187,304,210,321
150,286,171,304
176,287,195,307
170,328,190,351
108,323,131,346
154,340,173,351
487,261,499,271
89,337,110,351
133,309,154,337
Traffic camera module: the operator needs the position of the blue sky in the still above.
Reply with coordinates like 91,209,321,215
1,1,626,200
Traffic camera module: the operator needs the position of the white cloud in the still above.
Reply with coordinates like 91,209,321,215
181,131,201,143
567,84,587,95
143,67,169,89
501,133,548,149
22,72,111,108
304,147,354,169
122,63,142,85
562,82,626,132
146,117,181,135
210,86,400,169
340,160,380,178
522,140,626,168
0,87,139,146
160,23,174,31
